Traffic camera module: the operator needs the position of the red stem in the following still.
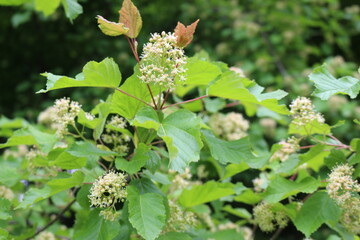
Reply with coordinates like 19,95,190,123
225,101,240,108
299,145,316,149
161,95,208,110
160,89,171,109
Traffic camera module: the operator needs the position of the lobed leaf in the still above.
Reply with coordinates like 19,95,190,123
37,58,121,93
174,19,200,48
97,15,128,36
309,64,360,100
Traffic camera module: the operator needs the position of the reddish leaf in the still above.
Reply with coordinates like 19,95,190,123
97,15,129,37
119,0,142,38
174,19,200,48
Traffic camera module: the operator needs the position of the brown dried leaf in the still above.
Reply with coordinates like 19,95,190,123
119,0,142,38
97,15,129,37
174,19,200,48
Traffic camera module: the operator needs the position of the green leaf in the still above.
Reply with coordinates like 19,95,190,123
0,125,57,153
263,176,320,203
35,0,61,16
208,71,289,115
183,57,221,86
288,120,331,136
97,15,129,36
111,67,152,120
93,100,112,140
119,0,142,38
61,0,82,22
0,166,21,187
222,205,251,219
131,106,161,130
221,163,249,180
158,110,203,172
298,145,331,172
178,181,235,208
116,143,150,174
128,186,166,240
49,151,87,169
0,0,30,6
202,130,255,165
324,149,347,169
67,141,116,157
0,199,12,221
38,58,121,93
234,189,262,204
309,64,360,100
294,192,341,237
17,171,84,209
73,209,120,240
157,232,192,240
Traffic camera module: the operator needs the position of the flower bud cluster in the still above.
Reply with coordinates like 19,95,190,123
100,208,121,222
36,231,56,240
290,97,324,127
326,164,360,205
253,202,289,232
102,116,131,155
139,31,187,90
326,164,360,234
164,201,197,232
39,98,82,137
3,145,28,159
88,171,128,209
0,185,14,200
270,136,300,162
169,168,201,194
209,112,249,141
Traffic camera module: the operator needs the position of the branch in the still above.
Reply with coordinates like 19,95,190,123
161,95,208,110
27,199,76,240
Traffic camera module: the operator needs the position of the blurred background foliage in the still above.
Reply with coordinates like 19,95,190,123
0,0,360,139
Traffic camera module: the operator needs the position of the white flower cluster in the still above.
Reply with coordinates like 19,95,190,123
36,231,56,240
102,116,131,155
3,145,28,159
209,112,249,141
326,164,360,234
253,202,289,232
88,171,128,209
164,201,197,232
139,31,187,90
169,168,201,194
39,98,81,137
270,136,300,162
290,97,324,127
0,185,14,200
326,164,360,205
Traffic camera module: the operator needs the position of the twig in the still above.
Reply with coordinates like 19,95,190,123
225,101,240,108
150,140,164,145
161,95,208,110
160,89,171,109
270,227,284,240
27,199,76,240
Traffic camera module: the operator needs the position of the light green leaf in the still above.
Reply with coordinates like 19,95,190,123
61,0,82,22
298,144,331,172
289,120,331,136
128,186,166,240
0,125,57,153
234,189,262,204
178,181,235,208
184,57,221,86
0,0,30,6
158,110,203,172
309,64,360,100
38,58,121,93
93,100,112,140
263,176,320,203
294,192,341,237
221,163,249,180
222,205,252,219
97,15,128,36
16,187,52,209
111,67,152,120
208,71,289,115
73,209,120,240
35,0,61,16
116,144,150,174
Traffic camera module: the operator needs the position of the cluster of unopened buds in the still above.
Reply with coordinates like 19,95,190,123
253,202,289,232
102,115,131,155
209,112,249,141
270,136,300,162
